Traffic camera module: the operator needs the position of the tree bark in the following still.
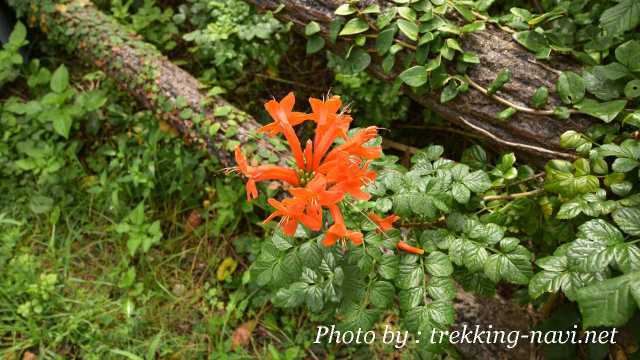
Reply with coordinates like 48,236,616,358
8,0,285,167
7,1,536,358
246,0,594,163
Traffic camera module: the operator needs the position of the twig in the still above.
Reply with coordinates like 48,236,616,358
526,58,562,75
483,188,545,201
472,11,516,34
382,138,420,154
465,75,567,116
254,73,324,91
457,116,576,159
495,172,546,188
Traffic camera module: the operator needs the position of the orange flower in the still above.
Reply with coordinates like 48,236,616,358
263,198,321,235
260,93,307,168
289,174,344,222
234,92,383,247
234,146,300,200
323,222,363,247
368,213,400,232
396,241,425,255
326,159,376,200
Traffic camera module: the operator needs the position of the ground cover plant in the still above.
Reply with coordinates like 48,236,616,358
1,0,640,359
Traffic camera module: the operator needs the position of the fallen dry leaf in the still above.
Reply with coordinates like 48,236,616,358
231,320,257,349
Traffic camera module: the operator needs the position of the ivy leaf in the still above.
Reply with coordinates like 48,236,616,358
305,21,321,36
397,19,419,41
625,80,640,99
531,86,549,109
50,65,69,93
376,26,397,55
616,40,640,72
599,0,640,37
339,18,369,36
556,72,585,104
440,81,459,103
513,30,549,53
306,36,325,54
613,207,640,236
399,66,428,87
335,4,357,16
574,99,627,123
576,271,640,328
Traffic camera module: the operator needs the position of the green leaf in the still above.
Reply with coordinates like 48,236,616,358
426,276,456,301
463,170,491,192
396,259,424,289
440,81,459,103
50,65,70,93
52,113,73,139
595,62,631,81
513,30,549,53
339,18,370,36
574,99,627,123
274,282,307,307
613,207,640,236
488,69,511,94
8,22,27,45
376,26,397,55
370,281,395,308
397,19,419,41
397,6,417,21
577,219,624,245
462,21,485,33
462,52,480,64
305,285,324,312
306,36,325,54
616,40,640,72
362,4,381,14
335,4,357,16
599,0,640,37
344,48,371,74
425,251,453,277
624,80,640,98
497,107,517,121
556,71,585,104
576,271,640,328
399,66,428,87
484,252,532,285
305,21,321,36
378,254,400,280
451,183,470,204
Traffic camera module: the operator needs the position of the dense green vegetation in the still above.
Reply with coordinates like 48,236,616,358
1,0,640,359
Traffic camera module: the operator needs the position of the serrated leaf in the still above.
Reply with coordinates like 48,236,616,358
613,207,640,236
576,271,640,328
370,281,395,308
425,251,453,277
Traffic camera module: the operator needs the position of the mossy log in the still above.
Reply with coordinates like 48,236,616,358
7,1,536,358
7,0,285,167
247,0,594,163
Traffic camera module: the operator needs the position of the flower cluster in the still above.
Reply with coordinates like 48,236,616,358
234,92,382,247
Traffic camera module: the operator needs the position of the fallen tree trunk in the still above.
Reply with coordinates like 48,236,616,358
247,0,593,163
7,1,535,358
7,0,285,167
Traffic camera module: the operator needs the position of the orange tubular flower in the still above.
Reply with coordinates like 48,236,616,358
260,92,308,169
234,92,383,245
234,146,300,200
397,241,425,255
289,174,344,223
263,198,321,235
369,213,401,232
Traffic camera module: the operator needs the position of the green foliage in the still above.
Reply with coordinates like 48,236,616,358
0,22,27,87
